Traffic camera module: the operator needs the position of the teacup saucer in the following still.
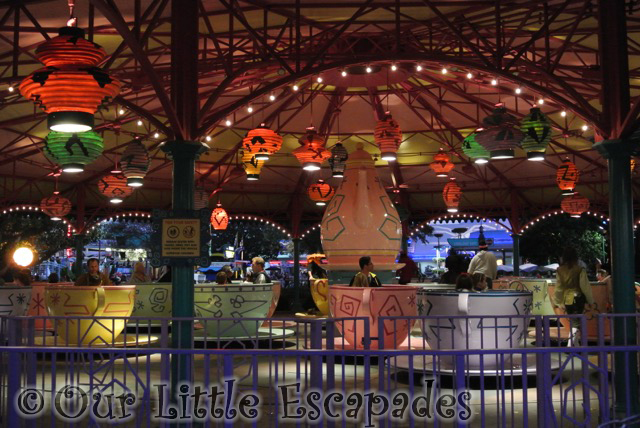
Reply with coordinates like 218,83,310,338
31,334,159,348
390,352,562,375
193,327,296,342
262,320,298,328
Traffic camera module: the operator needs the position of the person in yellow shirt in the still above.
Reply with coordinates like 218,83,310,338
349,256,382,287
552,247,594,346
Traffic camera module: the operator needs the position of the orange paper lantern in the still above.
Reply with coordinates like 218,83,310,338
374,112,402,161
40,195,72,220
98,174,134,204
19,27,121,132
561,193,590,218
443,179,462,213
556,159,579,195
210,203,229,230
242,151,264,180
308,179,335,206
293,127,331,170
430,149,455,177
242,124,283,161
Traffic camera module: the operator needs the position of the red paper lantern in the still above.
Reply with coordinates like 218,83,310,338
98,174,134,204
556,159,579,195
40,195,72,220
308,179,335,206
121,140,150,187
19,27,121,132
374,112,402,161
443,179,462,213
430,149,455,177
293,127,331,170
561,193,590,218
242,124,283,161
210,203,229,230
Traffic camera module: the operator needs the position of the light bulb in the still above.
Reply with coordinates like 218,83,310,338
316,77,323,83
293,85,299,91
466,72,473,79
441,68,447,74
225,120,232,126
515,88,522,94
118,109,125,115
538,99,544,105
154,132,159,138
581,124,588,131
491,79,498,86
561,111,567,117
366,66,372,73
391,64,397,71
8,86,14,92
416,65,423,71
341,70,347,77
269,94,276,101
137,120,143,126
247,106,253,113
205,135,212,142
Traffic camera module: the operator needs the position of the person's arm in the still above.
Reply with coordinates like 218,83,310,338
467,256,478,274
552,271,564,308
579,269,595,305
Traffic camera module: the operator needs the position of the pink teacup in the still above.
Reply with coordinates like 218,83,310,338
329,285,417,349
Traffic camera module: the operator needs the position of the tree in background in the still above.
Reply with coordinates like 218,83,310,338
211,221,288,261
0,214,74,265
520,215,606,267
97,221,153,249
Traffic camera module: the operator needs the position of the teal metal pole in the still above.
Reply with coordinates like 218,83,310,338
595,139,639,417
291,237,303,312
162,140,207,409
512,233,520,277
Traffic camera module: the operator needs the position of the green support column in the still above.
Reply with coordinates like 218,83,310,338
595,139,639,417
512,234,520,277
291,237,303,312
161,140,207,406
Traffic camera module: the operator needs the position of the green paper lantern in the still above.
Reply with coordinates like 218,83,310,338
45,131,104,172
520,107,551,160
462,133,490,163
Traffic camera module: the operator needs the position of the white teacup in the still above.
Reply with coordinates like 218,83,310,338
194,283,274,337
0,286,32,316
419,290,532,369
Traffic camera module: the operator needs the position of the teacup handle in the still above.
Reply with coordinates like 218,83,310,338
92,287,107,317
457,293,470,333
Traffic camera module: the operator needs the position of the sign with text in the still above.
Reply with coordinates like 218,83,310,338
150,209,211,267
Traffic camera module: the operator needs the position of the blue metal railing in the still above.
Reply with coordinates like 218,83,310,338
0,313,638,427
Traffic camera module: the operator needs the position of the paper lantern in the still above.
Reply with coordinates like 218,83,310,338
374,112,402,161
194,189,210,210
242,124,283,161
308,179,335,206
443,179,462,213
44,131,104,173
98,174,134,203
556,159,579,195
475,106,523,159
242,151,264,180
561,193,590,218
329,143,349,177
292,127,331,171
430,149,455,177
210,203,229,230
40,195,72,220
121,140,150,187
19,27,121,132
520,108,552,161
632,158,636,174
461,132,490,164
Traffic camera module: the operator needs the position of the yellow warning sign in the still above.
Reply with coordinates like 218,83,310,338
161,218,201,257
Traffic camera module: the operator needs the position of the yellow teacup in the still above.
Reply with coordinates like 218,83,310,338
45,285,135,345
311,279,330,315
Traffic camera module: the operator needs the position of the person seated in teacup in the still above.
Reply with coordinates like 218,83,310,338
349,256,382,287
221,264,234,282
250,257,271,284
129,262,151,284
13,270,32,287
471,272,488,291
74,258,111,286
455,273,475,292
215,271,228,285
